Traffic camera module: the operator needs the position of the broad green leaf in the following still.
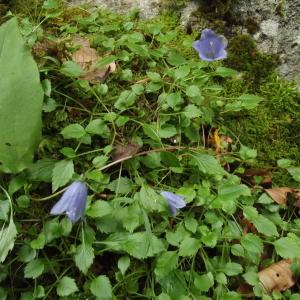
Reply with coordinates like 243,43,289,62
86,201,112,218
174,65,190,80
224,262,243,276
194,272,214,292
158,124,177,138
243,206,278,237
106,177,133,194
160,152,180,167
114,90,137,110
143,124,161,142
190,153,225,176
166,93,183,110
155,251,178,280
243,271,259,286
52,160,74,192
118,256,130,275
24,259,44,279
214,67,237,77
85,119,110,138
182,104,202,118
61,124,86,139
178,237,201,257
17,244,36,263
60,61,83,77
30,233,45,250
167,51,186,66
185,85,201,98
277,158,292,168
241,234,263,263
217,183,251,201
287,167,300,181
56,276,78,296
74,243,94,274
238,94,262,110
90,275,112,299
273,237,300,259
0,18,43,172
95,55,116,68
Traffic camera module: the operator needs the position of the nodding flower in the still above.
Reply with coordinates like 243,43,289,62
50,181,87,223
193,29,228,62
161,191,186,216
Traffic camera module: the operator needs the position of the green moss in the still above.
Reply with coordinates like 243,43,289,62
224,75,300,185
225,35,279,88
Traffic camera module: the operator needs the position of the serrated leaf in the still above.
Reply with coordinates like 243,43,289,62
155,251,178,280
158,124,177,138
0,18,43,173
118,256,130,275
224,262,243,276
106,177,133,194
52,160,74,192
0,219,17,263
61,124,86,139
90,275,112,299
56,276,78,296
60,61,83,77
74,243,94,274
86,201,112,218
194,272,214,292
190,153,225,176
85,119,110,138
287,167,300,181
178,237,201,257
114,90,137,110
273,237,300,259
24,259,44,279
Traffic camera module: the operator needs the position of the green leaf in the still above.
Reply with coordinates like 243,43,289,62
182,104,202,118
217,183,251,201
174,65,190,80
17,244,36,263
106,177,133,194
287,167,300,181
74,243,94,274
114,90,137,110
60,61,83,77
273,237,300,259
95,55,116,68
277,158,292,168
24,259,44,279
56,276,78,296
85,119,110,138
190,153,225,176
118,256,130,275
241,234,263,262
143,124,161,142
224,262,243,276
158,124,177,138
61,124,86,139
243,206,278,237
30,233,45,250
160,152,180,167
243,271,259,286
214,67,237,77
86,201,112,218
167,51,186,66
0,18,43,173
166,93,183,110
238,94,262,110
185,85,201,98
178,237,201,257
239,145,257,160
90,275,112,299
194,272,214,292
52,160,74,192
155,251,178,280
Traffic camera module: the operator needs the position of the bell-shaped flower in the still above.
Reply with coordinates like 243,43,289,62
161,191,186,216
50,181,87,223
193,28,227,62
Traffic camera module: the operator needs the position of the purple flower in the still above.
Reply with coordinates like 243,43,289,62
193,29,227,62
50,181,87,222
161,191,186,216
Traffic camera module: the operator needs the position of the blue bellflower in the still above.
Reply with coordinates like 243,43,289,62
50,181,87,222
161,191,186,216
193,29,227,62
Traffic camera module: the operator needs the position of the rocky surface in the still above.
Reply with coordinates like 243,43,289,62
69,0,300,85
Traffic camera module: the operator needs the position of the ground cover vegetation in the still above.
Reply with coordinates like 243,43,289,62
1,0,300,299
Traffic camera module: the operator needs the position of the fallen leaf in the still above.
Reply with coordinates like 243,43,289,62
265,187,292,205
237,283,253,297
258,259,294,293
111,142,140,161
71,36,116,83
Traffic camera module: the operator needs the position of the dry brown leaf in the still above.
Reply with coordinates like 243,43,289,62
111,142,140,161
265,187,293,205
237,283,254,297
258,259,294,293
71,36,116,83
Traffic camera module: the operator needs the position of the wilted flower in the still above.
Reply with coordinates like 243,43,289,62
161,191,186,216
193,28,227,62
50,181,87,222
